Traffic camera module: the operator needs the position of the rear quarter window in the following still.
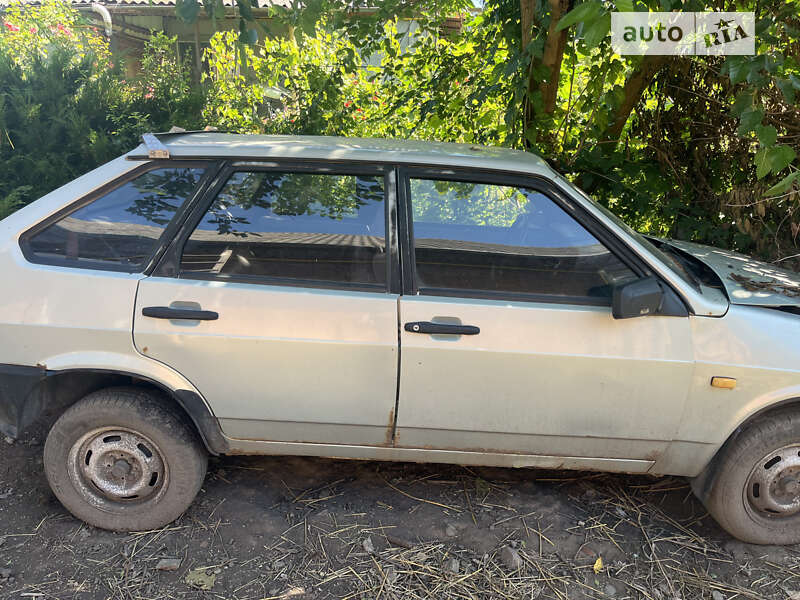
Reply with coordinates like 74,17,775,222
23,167,205,272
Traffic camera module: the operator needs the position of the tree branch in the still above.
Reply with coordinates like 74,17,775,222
602,55,669,142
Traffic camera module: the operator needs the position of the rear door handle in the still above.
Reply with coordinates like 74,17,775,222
404,321,480,335
142,306,219,321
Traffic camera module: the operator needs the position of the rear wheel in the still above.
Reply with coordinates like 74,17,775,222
44,387,207,531
698,409,800,544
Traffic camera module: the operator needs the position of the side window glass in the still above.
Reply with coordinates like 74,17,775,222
409,178,636,301
26,167,205,270
180,171,387,287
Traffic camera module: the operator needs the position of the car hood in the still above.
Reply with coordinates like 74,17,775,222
662,239,800,307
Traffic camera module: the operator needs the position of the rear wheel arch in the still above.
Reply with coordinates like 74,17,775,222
24,369,228,455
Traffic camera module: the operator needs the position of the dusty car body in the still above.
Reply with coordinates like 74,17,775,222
1,133,800,542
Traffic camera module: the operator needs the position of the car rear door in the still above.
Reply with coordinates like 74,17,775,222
133,162,400,447
394,168,694,469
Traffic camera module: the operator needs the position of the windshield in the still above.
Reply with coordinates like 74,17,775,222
552,173,700,290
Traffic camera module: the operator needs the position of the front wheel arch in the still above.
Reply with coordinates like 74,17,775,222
692,399,800,504
691,402,800,543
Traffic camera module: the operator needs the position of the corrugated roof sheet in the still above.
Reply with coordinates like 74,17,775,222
0,0,280,7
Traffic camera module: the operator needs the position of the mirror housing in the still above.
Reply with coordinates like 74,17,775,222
612,277,664,319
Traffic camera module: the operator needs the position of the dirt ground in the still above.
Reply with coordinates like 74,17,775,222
2,420,800,600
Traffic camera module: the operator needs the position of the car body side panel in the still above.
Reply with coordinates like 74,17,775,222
0,157,146,371
0,260,142,368
394,296,694,461
5,141,800,481
0,156,225,444
653,305,800,476
133,277,400,447
221,437,655,472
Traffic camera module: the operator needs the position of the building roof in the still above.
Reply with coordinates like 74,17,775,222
0,0,281,7
131,133,554,177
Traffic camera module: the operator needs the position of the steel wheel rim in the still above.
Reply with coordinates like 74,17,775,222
67,427,168,507
745,443,800,518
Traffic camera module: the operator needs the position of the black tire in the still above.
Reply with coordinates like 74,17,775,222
43,386,208,532
698,409,800,544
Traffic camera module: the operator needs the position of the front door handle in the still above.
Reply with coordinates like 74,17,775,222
404,321,480,335
142,306,219,321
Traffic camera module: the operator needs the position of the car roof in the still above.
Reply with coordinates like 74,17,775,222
129,133,556,177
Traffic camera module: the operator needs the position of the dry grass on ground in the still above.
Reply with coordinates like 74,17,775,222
2,432,800,599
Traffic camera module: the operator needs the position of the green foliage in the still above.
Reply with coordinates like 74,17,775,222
0,0,110,68
0,3,206,213
555,1,604,32
2,0,800,270
0,2,120,212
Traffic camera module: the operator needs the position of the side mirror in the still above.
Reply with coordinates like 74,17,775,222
612,277,664,319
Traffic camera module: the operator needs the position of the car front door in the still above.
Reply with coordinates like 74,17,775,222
133,163,400,447
394,169,694,469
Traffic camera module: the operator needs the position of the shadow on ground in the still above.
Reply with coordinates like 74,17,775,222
1,426,799,599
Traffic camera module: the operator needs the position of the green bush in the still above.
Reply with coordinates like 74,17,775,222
0,2,205,219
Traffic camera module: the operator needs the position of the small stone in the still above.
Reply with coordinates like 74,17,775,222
384,565,398,585
445,558,459,573
386,534,413,549
445,524,458,537
184,567,216,590
500,545,522,570
3,436,12,445
711,592,724,600
314,509,332,522
0,568,12,579
362,536,375,554
604,583,617,597
156,558,182,571
652,587,663,600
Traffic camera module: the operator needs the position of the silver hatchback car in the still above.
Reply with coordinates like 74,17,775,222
2,133,800,544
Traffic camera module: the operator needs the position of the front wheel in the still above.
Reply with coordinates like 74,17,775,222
698,409,800,544
43,387,208,531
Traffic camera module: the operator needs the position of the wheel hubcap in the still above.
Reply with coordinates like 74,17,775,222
68,428,166,504
746,444,800,518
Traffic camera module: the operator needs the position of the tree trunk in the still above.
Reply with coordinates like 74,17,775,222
520,0,535,51
538,0,570,115
602,55,669,141
522,0,569,147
